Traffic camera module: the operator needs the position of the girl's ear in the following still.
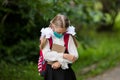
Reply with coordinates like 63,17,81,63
50,23,55,31
52,26,55,31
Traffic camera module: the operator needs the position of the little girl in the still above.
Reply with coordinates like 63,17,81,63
39,14,79,80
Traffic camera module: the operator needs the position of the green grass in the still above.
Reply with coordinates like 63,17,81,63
0,61,42,80
73,31,120,80
0,31,120,80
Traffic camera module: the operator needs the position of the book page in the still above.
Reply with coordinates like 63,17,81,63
51,44,65,53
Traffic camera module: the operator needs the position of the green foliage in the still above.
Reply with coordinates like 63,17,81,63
0,61,41,80
0,0,47,46
0,39,39,63
0,32,120,80
73,31,120,79
97,0,120,31
0,0,119,46
0,1,120,80
0,0,119,47
0,0,120,73
114,12,120,30
0,0,103,63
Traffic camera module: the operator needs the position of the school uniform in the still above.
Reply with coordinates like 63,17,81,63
41,26,78,80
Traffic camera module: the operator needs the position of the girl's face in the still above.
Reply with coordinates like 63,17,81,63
54,27,66,34
53,27,66,39
52,24,67,34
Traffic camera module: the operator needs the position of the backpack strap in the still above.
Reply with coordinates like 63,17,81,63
48,37,53,49
64,34,69,52
39,50,43,59
39,37,52,56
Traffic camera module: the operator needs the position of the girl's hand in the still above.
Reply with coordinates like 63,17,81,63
63,54,77,62
52,61,61,69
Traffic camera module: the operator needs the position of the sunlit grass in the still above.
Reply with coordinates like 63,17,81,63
73,31,120,79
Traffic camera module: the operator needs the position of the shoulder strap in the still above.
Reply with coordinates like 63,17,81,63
64,34,69,52
39,37,52,59
48,37,53,49
39,50,43,59
39,37,52,58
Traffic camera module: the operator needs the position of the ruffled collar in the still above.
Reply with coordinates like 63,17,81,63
40,26,76,39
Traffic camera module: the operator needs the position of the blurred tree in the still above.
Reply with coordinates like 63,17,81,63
97,0,120,31
0,0,47,46
0,0,47,62
0,0,119,63
0,0,104,62
0,0,106,46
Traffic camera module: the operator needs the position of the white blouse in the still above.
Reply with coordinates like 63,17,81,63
42,34,79,69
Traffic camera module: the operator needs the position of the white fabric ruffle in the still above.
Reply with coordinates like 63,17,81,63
40,27,53,40
40,26,76,39
66,26,76,36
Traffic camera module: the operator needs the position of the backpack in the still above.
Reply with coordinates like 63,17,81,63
38,34,69,77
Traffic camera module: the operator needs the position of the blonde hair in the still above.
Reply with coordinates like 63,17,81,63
39,36,47,49
49,14,70,28
39,14,77,49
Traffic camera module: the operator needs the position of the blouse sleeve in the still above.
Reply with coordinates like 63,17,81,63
68,35,79,59
42,40,72,69
42,40,64,62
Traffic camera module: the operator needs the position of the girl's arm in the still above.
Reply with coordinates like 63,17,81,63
63,35,79,62
42,40,64,62
42,40,70,69
42,35,78,64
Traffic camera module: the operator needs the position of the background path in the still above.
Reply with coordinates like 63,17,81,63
87,65,120,80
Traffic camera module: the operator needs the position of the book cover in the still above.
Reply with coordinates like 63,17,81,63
51,44,65,53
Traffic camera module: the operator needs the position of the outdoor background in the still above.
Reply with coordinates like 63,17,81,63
0,0,120,80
